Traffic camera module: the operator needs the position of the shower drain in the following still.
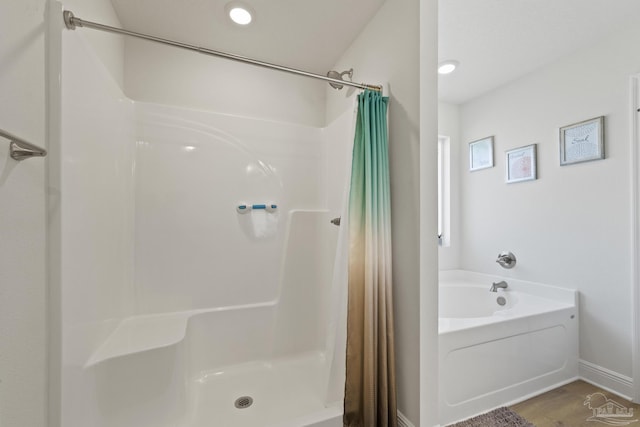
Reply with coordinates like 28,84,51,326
234,396,254,409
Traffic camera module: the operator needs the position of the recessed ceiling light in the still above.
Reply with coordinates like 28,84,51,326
226,3,253,25
438,60,459,75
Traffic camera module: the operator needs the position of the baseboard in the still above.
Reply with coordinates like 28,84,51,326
397,410,416,427
579,359,633,400
400,363,632,427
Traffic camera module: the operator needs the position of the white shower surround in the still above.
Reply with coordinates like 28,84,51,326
439,270,579,425
58,21,355,426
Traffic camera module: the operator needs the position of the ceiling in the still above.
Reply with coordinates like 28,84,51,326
109,0,386,74
439,0,640,105
107,0,640,105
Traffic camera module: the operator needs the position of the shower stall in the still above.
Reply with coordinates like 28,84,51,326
50,4,371,426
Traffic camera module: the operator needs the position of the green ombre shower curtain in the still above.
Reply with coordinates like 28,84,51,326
344,90,397,427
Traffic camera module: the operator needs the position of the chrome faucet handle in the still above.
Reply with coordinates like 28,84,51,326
497,255,512,264
496,251,516,269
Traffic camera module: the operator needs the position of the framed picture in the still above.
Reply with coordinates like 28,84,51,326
559,116,605,165
506,144,537,184
469,136,494,171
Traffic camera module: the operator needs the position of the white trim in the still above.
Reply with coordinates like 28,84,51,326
48,3,65,427
631,74,640,403
437,135,451,247
579,359,634,401
397,410,416,427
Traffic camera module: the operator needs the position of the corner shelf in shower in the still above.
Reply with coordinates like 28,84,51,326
85,301,276,367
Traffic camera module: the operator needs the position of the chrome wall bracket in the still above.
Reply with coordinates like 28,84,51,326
10,141,47,161
63,10,78,30
326,69,353,90
0,128,47,162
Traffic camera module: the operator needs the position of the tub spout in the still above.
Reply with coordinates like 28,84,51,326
490,281,508,292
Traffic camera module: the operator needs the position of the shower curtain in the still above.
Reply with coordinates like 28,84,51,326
343,90,397,427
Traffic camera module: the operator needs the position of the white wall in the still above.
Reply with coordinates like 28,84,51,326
420,0,440,425
133,103,326,314
457,22,640,388
62,0,125,86
0,1,47,426
326,0,439,424
56,26,137,427
323,105,356,216
47,2,133,426
438,102,461,271
124,39,326,128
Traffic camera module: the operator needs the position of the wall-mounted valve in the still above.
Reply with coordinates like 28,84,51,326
496,251,517,269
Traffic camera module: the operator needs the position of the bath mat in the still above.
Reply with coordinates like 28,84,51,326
447,407,535,427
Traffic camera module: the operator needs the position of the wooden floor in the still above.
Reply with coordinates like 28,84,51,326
510,380,640,426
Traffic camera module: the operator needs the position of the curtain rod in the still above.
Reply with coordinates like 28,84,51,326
62,11,382,93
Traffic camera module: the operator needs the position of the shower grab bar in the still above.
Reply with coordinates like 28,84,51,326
237,203,278,213
62,11,383,93
0,127,47,161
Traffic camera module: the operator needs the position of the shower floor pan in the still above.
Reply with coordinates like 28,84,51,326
185,352,342,427
83,304,343,427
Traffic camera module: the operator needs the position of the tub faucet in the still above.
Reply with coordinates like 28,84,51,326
490,281,508,292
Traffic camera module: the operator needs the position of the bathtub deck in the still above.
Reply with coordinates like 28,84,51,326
184,352,336,427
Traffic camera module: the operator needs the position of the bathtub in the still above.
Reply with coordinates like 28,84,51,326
439,270,579,425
